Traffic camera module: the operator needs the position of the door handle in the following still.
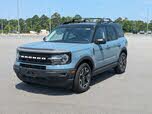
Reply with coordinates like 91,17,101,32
118,43,121,47
106,45,111,49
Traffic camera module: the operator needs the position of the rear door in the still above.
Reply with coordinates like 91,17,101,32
104,25,120,64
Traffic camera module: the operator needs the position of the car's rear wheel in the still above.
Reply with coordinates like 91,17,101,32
115,52,127,74
73,63,92,93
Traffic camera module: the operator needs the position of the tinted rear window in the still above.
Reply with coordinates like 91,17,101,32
106,26,117,41
114,24,124,38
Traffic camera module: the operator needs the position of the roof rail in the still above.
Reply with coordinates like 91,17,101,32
63,19,87,24
63,18,113,25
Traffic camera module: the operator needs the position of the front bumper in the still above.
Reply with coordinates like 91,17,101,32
13,64,76,88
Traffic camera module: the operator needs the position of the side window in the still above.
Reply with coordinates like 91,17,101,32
49,30,64,41
67,33,77,39
94,27,106,40
106,26,117,41
115,25,124,38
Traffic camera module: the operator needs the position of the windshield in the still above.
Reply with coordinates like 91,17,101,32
46,27,94,43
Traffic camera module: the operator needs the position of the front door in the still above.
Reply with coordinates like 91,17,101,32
93,26,111,69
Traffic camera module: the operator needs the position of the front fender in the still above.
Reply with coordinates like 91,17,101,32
72,48,95,70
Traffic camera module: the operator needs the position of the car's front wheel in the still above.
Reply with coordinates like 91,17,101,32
115,52,127,74
73,63,92,93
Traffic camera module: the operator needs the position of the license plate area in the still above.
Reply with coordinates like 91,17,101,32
20,63,46,70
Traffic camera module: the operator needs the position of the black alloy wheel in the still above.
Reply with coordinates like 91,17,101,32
115,52,127,74
73,63,92,93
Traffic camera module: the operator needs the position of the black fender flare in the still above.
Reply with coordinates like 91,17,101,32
75,56,95,70
120,47,128,56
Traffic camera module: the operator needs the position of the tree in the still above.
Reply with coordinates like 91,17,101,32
25,18,33,32
114,17,149,32
40,15,49,30
73,14,82,20
61,16,73,24
115,18,132,32
4,24,14,33
136,21,146,31
0,13,150,33
115,17,123,25
122,19,132,32
9,19,18,32
149,20,152,31
19,18,26,33
51,12,61,30
0,19,8,33
32,15,41,32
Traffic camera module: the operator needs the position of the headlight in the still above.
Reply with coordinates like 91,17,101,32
48,54,71,65
16,50,19,61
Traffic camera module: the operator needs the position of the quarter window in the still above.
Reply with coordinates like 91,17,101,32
106,26,117,41
115,25,124,38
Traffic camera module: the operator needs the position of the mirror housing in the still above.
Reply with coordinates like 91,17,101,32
43,37,46,41
95,39,106,44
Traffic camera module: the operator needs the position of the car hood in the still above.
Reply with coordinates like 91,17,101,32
19,41,91,52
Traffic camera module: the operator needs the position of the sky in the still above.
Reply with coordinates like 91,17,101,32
0,0,152,21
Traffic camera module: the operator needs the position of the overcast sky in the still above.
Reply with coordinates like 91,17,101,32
0,0,152,21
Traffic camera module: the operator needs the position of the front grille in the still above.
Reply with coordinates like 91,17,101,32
18,51,52,65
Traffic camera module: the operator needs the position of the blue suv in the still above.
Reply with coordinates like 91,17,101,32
14,18,128,93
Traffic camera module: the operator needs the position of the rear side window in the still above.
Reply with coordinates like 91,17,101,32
106,26,117,41
114,24,124,38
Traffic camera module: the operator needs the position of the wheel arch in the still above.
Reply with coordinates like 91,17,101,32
120,47,127,56
75,56,95,71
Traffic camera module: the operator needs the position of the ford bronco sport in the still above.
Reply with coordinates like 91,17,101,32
14,18,128,93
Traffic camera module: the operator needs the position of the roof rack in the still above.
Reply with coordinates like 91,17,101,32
63,18,113,24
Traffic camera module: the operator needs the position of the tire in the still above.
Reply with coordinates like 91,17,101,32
73,63,92,93
115,52,127,74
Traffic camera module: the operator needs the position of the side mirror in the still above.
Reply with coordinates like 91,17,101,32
43,37,46,41
95,39,106,44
